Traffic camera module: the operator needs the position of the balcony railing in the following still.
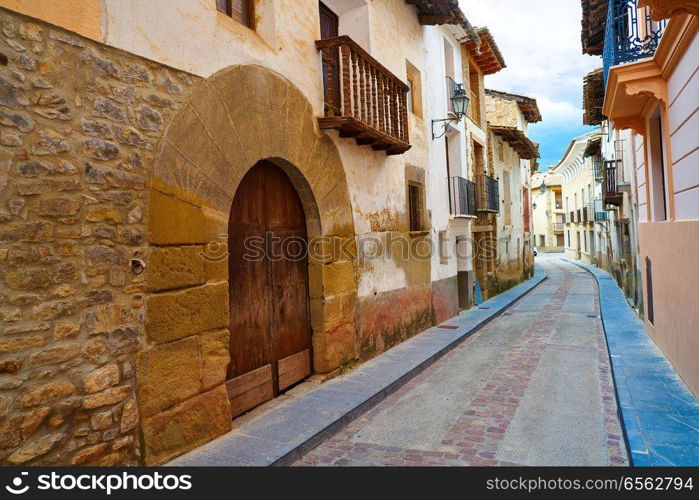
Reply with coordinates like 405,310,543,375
593,156,604,181
476,173,499,213
553,223,565,232
448,176,477,217
603,160,624,206
316,36,411,155
603,0,667,84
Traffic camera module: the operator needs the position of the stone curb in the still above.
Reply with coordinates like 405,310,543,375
169,266,548,466
563,258,699,466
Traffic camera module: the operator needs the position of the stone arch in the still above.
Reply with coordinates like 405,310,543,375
138,65,358,465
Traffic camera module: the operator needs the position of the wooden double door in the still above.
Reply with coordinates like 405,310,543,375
226,161,312,417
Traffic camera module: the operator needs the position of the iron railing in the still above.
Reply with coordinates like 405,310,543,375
553,223,565,232
603,0,667,84
476,173,499,213
593,155,604,180
448,176,477,217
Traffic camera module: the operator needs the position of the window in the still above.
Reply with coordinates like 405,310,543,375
408,183,422,231
405,61,422,118
539,235,545,247
503,170,511,225
648,108,669,221
217,0,254,28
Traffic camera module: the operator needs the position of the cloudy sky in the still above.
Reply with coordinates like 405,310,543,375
462,0,600,169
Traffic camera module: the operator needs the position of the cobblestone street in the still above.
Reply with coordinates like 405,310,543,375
295,256,629,466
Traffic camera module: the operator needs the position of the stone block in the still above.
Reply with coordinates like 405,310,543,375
70,443,109,465
148,189,225,245
0,336,44,353
82,385,131,409
7,432,64,464
321,260,357,295
147,245,205,292
29,343,80,367
310,293,358,373
200,329,230,391
145,282,228,344
17,381,75,407
83,364,120,394
135,337,201,418
120,398,138,433
141,385,231,465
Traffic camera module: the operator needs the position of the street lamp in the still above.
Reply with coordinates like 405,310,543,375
539,181,546,193
431,79,470,140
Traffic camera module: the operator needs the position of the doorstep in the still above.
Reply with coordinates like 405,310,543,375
564,258,699,466
168,266,547,466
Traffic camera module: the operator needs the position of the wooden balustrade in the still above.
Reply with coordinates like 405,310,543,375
316,36,411,155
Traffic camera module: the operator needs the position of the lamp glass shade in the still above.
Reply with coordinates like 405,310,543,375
539,182,546,193
451,84,469,118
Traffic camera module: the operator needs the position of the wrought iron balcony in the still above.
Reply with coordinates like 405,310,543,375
603,159,624,206
593,155,604,181
476,173,499,213
603,0,667,83
553,223,565,232
316,36,411,155
448,176,477,217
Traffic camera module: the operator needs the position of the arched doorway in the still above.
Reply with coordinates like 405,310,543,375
226,161,312,417
142,65,359,464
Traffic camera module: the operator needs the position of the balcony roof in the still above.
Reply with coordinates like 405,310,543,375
485,89,542,123
489,125,540,160
583,68,605,125
405,0,478,35
584,136,602,157
580,0,608,56
461,27,506,75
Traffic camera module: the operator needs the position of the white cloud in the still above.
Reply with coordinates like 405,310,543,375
536,96,583,124
459,0,601,167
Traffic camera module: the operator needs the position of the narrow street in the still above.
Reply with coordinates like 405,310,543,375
295,256,629,466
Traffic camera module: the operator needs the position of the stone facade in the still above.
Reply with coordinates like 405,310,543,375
0,7,197,465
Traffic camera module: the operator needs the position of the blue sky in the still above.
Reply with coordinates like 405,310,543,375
463,0,600,170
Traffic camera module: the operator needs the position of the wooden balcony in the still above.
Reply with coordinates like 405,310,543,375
316,36,411,155
603,160,624,206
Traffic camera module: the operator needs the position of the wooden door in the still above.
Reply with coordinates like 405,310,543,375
227,161,312,417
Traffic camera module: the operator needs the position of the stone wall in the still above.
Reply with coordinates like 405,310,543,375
0,8,195,465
